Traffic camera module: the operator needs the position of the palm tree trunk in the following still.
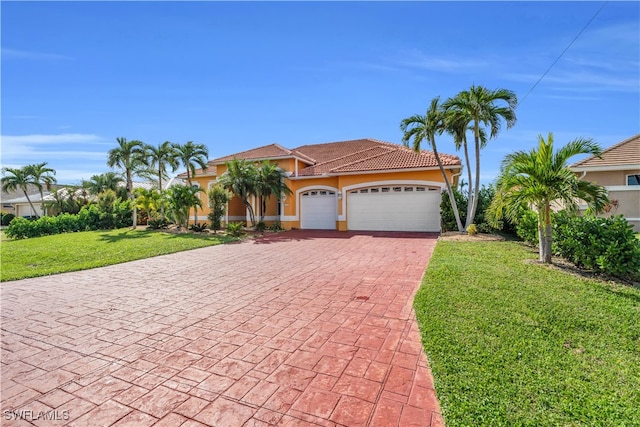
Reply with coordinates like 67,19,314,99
543,204,553,264
39,189,46,217
462,140,473,228
468,125,481,228
431,138,464,232
22,190,40,218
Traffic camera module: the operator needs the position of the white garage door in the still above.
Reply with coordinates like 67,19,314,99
348,186,441,232
300,190,337,229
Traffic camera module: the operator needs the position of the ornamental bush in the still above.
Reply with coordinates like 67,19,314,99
516,209,539,245
553,212,640,278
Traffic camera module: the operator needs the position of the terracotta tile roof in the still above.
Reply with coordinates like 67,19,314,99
213,144,295,163
187,138,460,178
294,138,460,176
177,164,217,179
572,134,640,168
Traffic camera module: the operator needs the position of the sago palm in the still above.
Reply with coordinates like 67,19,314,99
401,97,464,232
489,132,608,263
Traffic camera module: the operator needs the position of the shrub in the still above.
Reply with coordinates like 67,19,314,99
553,213,640,278
516,209,539,245
147,218,170,230
440,189,467,232
268,221,284,232
5,217,36,239
189,222,208,232
466,224,478,235
1,212,15,226
208,185,231,233
226,222,245,237
255,221,267,232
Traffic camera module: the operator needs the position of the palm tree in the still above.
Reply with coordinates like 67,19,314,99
254,161,292,223
24,162,57,216
165,184,204,229
107,137,146,227
174,141,209,186
145,141,180,191
489,133,608,263
1,167,39,217
84,172,125,197
401,97,464,232
443,85,517,228
218,159,258,227
174,141,209,225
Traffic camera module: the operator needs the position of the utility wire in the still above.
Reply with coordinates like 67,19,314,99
519,1,608,105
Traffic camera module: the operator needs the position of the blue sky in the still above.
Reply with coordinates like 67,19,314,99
2,1,639,186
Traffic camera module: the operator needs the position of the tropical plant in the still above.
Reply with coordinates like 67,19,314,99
135,188,162,223
165,184,204,229
401,97,464,232
443,85,518,228
254,161,292,223
1,166,40,217
208,184,232,233
107,137,146,227
24,162,57,216
218,159,258,226
174,141,209,223
45,187,90,215
489,133,609,263
174,141,209,186
145,141,180,191
84,172,126,198
225,221,245,237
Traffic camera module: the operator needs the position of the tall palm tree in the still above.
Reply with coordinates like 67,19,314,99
107,137,146,227
443,85,517,228
254,161,292,223
1,167,39,217
218,159,258,227
174,141,209,225
444,112,489,227
489,133,608,263
24,162,57,216
145,141,180,191
401,97,464,232
174,141,209,186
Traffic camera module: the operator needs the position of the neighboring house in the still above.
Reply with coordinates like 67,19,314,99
571,134,640,232
1,184,66,217
179,138,461,232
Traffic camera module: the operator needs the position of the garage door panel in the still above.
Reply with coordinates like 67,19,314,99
348,187,440,232
300,191,337,230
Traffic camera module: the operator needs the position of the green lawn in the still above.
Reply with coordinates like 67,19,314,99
1,228,237,282
415,240,640,426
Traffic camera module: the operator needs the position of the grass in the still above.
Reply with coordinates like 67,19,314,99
415,240,640,426
1,228,237,282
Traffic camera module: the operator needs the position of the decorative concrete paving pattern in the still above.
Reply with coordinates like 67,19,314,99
1,230,443,426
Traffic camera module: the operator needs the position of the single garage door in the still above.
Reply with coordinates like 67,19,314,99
300,190,337,229
347,185,441,232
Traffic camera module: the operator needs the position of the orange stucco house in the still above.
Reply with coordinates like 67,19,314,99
179,138,461,232
571,134,640,232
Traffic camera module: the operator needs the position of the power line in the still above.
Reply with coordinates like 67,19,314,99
519,1,608,106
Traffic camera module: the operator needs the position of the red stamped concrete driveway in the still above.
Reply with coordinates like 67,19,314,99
1,230,442,427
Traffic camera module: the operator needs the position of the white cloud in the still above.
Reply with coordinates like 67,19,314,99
391,49,489,73
2,133,104,145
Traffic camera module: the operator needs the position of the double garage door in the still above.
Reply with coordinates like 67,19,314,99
300,185,441,232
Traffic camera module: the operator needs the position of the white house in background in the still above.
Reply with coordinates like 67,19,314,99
571,134,640,232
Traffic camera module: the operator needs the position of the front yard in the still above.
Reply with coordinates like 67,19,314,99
415,240,640,426
0,228,236,281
